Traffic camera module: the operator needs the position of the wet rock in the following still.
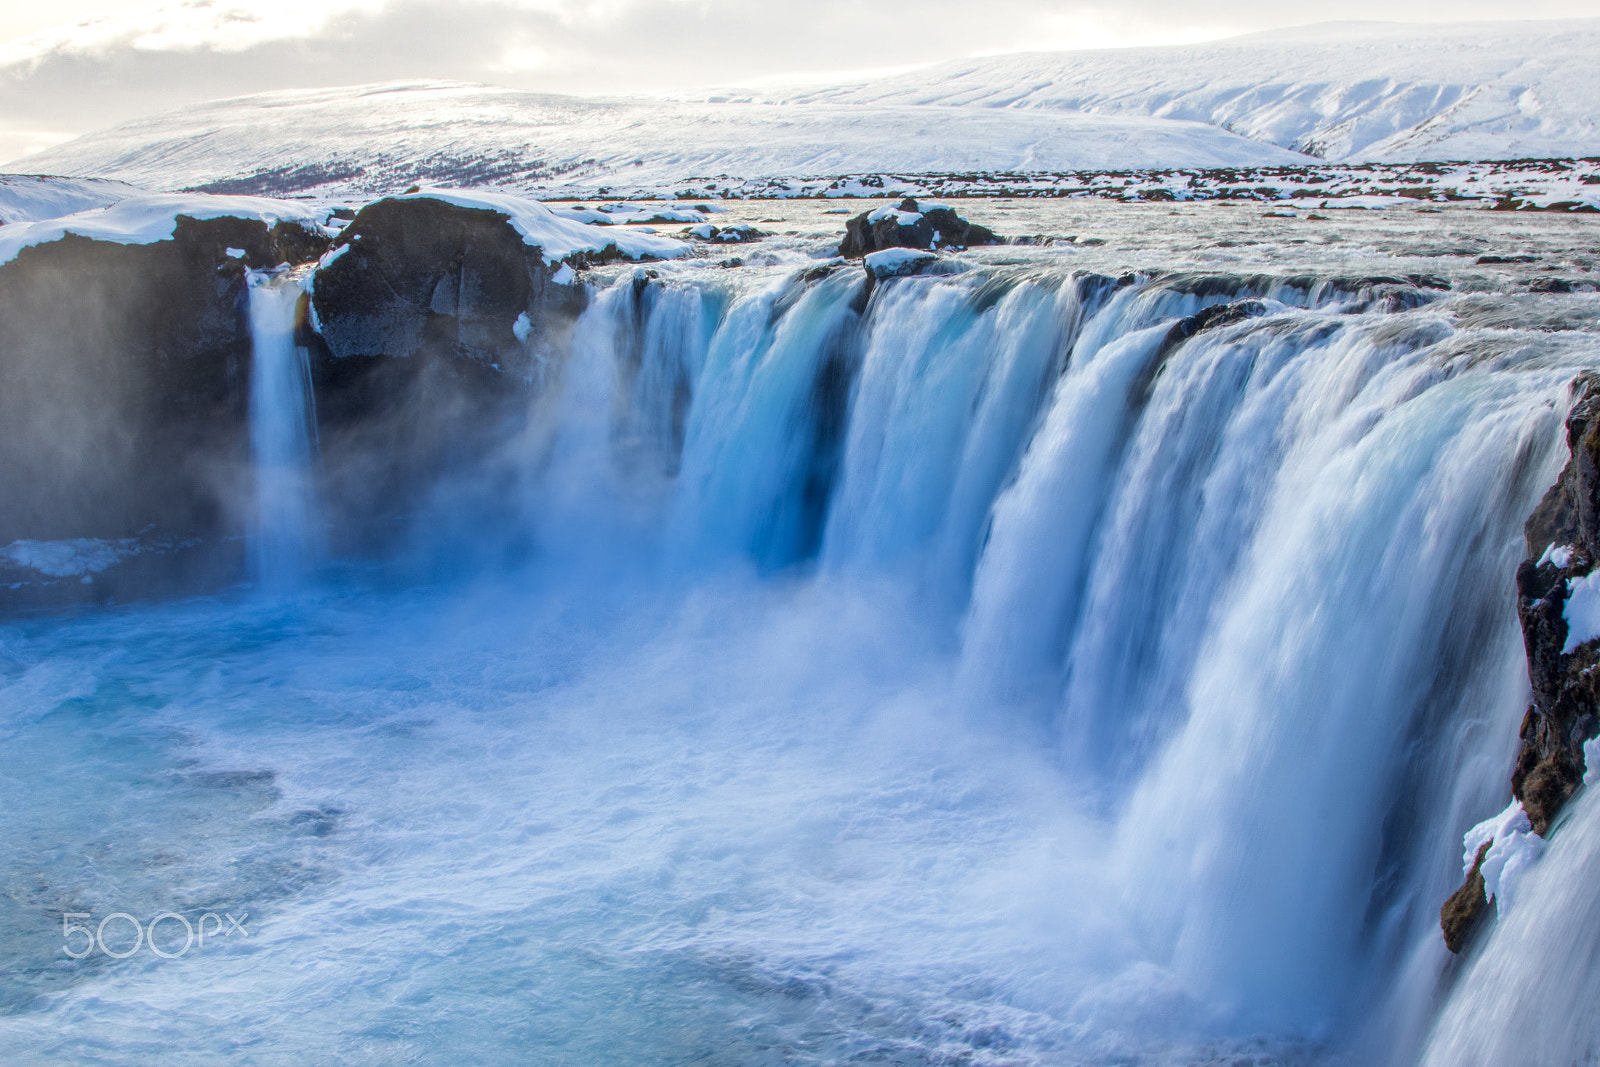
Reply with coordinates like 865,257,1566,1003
1440,842,1493,953
1159,300,1269,358
1443,372,1600,948
306,196,590,550
683,221,766,243
838,198,999,258
0,214,328,564
1530,277,1599,294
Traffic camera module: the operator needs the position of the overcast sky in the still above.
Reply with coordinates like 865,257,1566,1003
1,0,1597,164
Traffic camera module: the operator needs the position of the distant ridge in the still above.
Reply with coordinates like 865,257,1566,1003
726,18,1600,163
9,82,1309,197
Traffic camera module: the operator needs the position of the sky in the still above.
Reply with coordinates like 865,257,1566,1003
1,0,1597,164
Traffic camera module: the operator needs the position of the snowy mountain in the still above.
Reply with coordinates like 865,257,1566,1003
10,82,1310,198
745,19,1600,163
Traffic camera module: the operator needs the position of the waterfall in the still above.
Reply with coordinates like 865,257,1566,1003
13,257,1600,1065
247,272,320,590
487,264,1586,1058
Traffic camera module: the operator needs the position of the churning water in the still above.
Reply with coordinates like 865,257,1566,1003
3,220,1599,1064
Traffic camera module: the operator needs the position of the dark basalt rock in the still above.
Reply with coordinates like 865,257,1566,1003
1509,373,1600,834
1159,300,1269,357
0,215,329,552
1441,372,1600,948
306,196,591,550
838,198,1000,258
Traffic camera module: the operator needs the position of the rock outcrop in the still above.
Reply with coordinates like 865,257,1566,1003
306,196,589,550
838,198,999,258
0,213,330,608
1441,371,1600,950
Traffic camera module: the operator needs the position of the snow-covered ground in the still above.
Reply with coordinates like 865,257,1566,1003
738,19,1600,164
0,174,143,224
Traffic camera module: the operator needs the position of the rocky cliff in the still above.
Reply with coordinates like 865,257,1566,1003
1442,372,1600,951
0,212,329,607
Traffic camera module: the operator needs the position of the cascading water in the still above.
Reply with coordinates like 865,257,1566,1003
4,247,1597,1065
246,271,320,590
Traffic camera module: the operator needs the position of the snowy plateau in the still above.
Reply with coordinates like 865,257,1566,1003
7,19,1600,207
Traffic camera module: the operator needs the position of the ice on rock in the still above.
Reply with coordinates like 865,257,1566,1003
1463,800,1548,915
1562,570,1600,653
512,311,534,343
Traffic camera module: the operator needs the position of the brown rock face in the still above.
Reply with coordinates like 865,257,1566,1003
306,196,590,551
837,198,1000,258
1441,842,1494,953
1440,372,1600,949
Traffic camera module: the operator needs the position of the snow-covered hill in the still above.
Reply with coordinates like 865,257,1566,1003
11,82,1310,198
11,19,1600,197
735,19,1600,163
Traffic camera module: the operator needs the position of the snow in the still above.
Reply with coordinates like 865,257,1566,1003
0,174,143,225
0,193,327,267
0,538,138,578
512,311,533,344
550,263,577,286
688,222,716,239
225,246,247,259
1563,571,1600,654
1463,800,1548,916
1539,543,1577,568
391,189,686,263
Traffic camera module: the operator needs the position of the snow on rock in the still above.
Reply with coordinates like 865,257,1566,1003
391,189,686,262
867,205,923,226
1463,800,1548,915
0,174,144,225
0,538,139,578
1562,570,1600,654
0,193,328,266
864,247,938,278
550,263,577,286
1539,542,1578,568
